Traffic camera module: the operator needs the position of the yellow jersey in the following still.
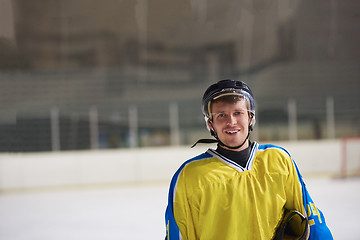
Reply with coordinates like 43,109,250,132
165,142,333,240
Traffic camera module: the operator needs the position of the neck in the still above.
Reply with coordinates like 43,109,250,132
216,142,253,168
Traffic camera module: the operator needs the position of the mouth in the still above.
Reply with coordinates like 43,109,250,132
224,129,240,135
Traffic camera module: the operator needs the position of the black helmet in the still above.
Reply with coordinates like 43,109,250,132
202,79,256,121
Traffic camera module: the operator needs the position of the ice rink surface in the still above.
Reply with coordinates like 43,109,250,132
1,177,359,240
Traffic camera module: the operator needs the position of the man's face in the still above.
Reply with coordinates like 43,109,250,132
209,98,250,151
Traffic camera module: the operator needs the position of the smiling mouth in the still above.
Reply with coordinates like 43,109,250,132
225,130,240,134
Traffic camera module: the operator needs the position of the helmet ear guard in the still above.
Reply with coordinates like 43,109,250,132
205,117,217,138
249,114,256,132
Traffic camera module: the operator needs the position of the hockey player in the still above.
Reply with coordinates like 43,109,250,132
165,79,333,239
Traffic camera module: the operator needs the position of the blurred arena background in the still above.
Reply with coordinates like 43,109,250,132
0,0,359,239
0,0,359,151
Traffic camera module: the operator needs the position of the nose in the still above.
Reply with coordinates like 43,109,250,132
226,114,237,126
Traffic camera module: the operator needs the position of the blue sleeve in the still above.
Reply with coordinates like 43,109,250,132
165,203,181,240
164,168,182,240
293,161,334,240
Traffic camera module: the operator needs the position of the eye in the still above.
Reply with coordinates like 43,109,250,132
217,113,226,118
213,112,226,120
234,111,242,116
234,110,245,116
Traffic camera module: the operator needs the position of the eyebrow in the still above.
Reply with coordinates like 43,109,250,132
212,108,247,115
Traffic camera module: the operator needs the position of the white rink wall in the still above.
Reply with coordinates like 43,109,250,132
0,140,341,191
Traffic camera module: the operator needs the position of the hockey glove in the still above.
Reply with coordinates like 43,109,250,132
273,209,310,240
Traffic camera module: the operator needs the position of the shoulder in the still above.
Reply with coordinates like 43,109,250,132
181,151,214,169
170,151,213,179
168,150,217,193
257,143,292,159
176,150,222,175
170,149,229,185
254,143,295,172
